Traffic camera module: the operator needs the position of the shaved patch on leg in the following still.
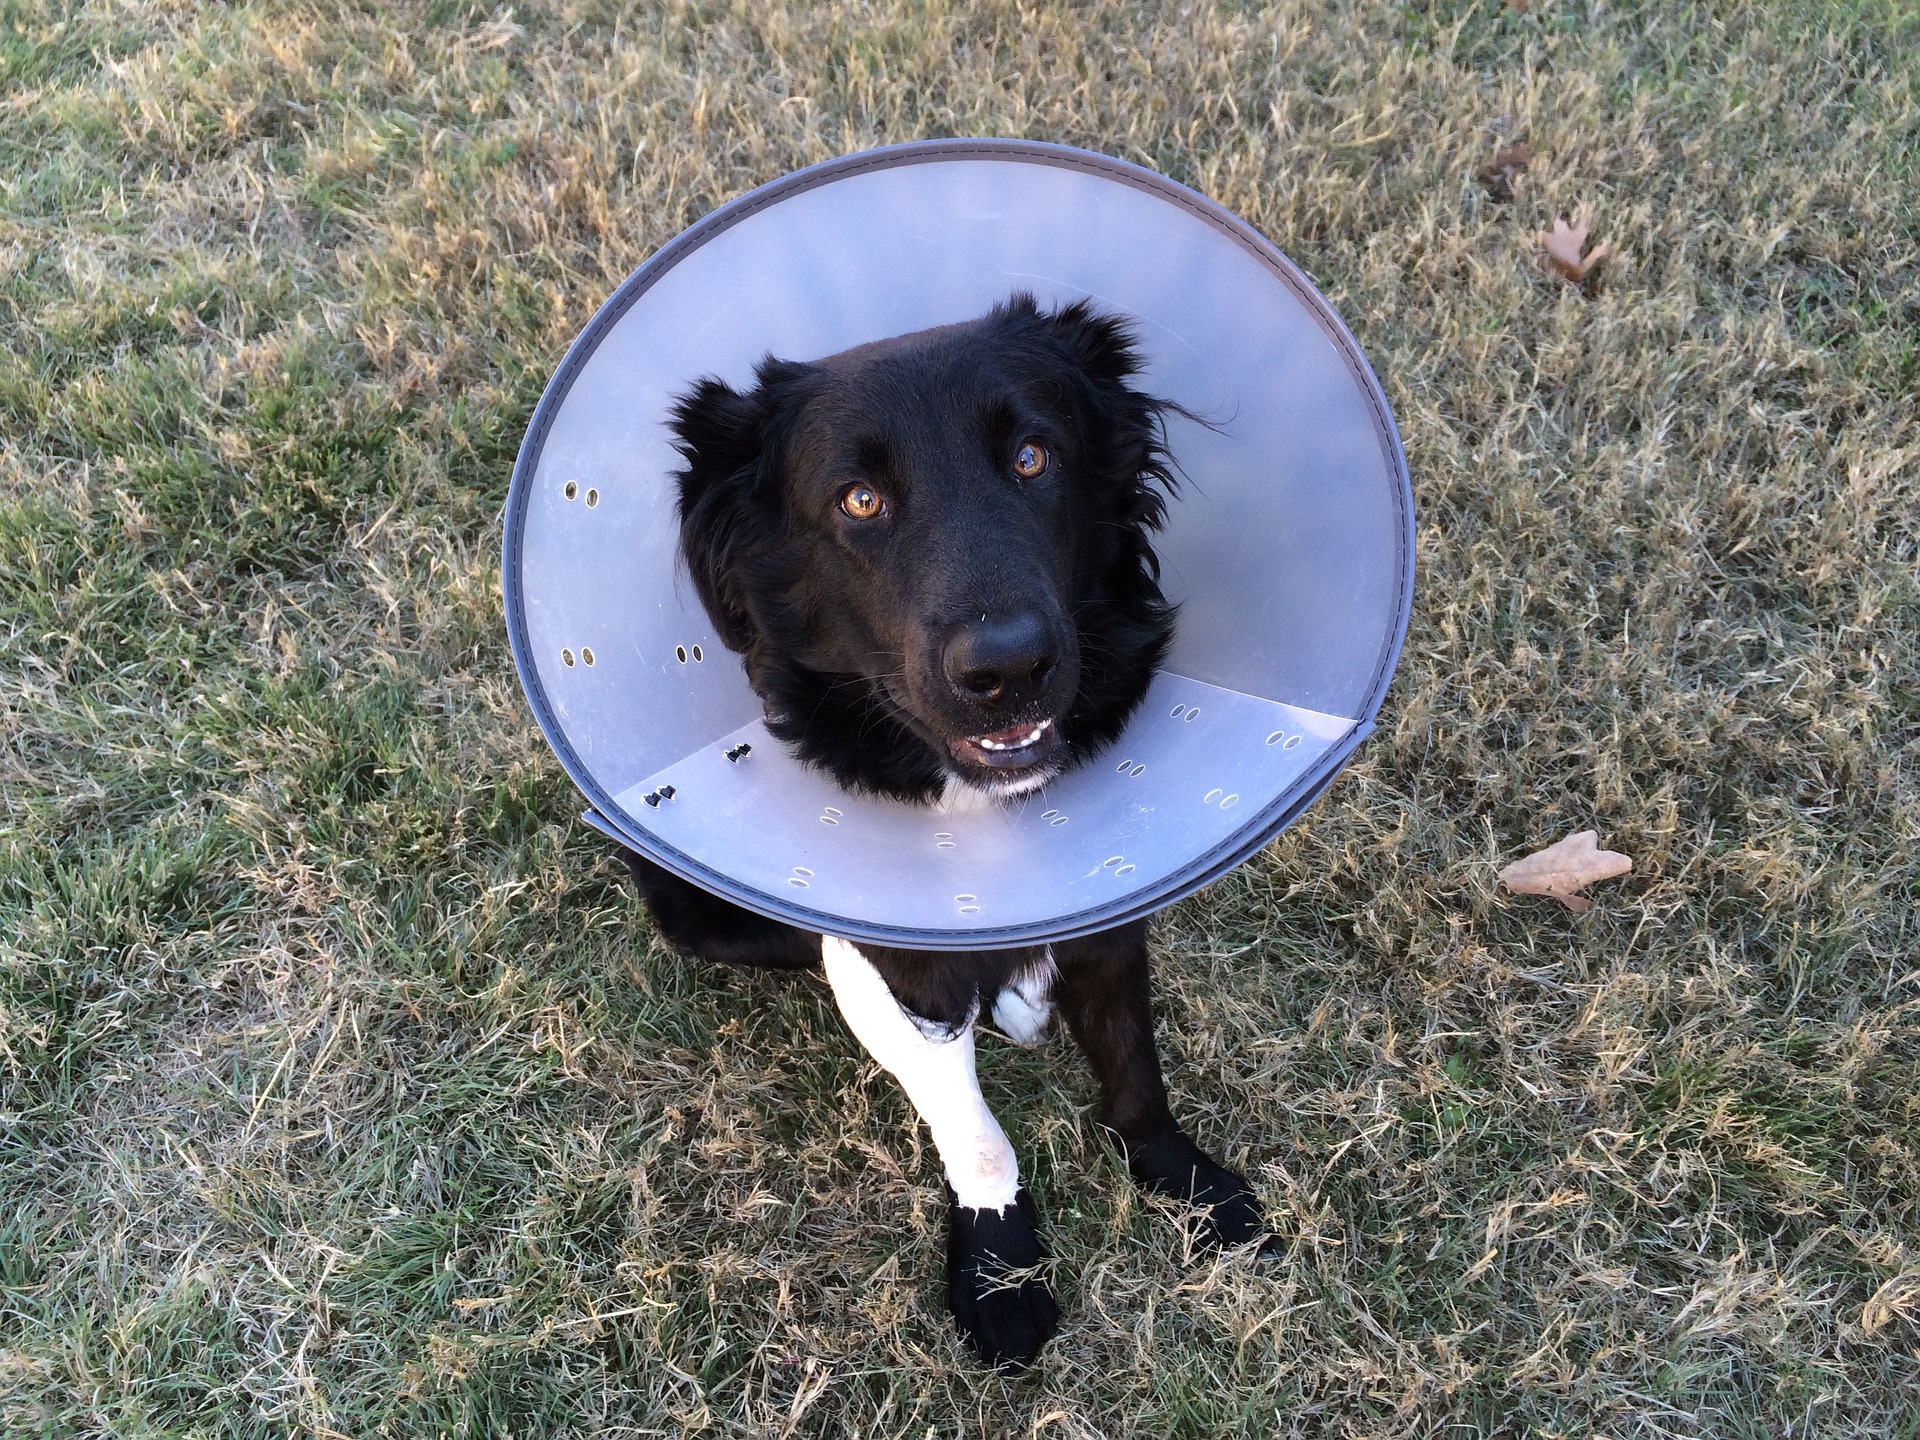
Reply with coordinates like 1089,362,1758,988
821,936,1021,1212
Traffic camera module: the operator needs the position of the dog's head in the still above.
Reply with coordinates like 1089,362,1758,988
669,294,1177,803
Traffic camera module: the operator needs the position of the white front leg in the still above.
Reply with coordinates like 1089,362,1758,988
820,936,1020,1213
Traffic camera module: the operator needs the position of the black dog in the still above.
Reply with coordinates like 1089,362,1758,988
622,294,1266,1367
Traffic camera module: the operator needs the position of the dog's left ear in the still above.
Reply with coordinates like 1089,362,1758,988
1033,298,1178,546
1041,298,1148,387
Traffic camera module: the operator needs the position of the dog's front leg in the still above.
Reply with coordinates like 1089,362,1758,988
1053,921,1269,1251
820,937,1057,1368
622,849,823,970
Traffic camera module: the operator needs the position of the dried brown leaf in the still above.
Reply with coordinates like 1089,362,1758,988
1478,142,1532,200
1540,214,1613,283
1498,831,1632,913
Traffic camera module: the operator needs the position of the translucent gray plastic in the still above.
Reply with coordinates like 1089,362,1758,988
503,140,1413,949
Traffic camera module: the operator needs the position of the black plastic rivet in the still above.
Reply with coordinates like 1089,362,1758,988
658,785,675,800
643,791,661,807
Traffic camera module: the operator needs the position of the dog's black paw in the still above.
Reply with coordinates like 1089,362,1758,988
946,1186,1058,1369
1128,1133,1272,1252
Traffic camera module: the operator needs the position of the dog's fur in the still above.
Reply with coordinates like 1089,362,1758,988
621,294,1266,1366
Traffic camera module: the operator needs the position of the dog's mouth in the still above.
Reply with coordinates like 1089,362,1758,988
949,717,1059,771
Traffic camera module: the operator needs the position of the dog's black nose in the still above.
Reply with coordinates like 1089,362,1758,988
944,614,1059,708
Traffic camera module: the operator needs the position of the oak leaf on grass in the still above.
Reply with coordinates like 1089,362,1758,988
1540,214,1612,284
1498,831,1632,913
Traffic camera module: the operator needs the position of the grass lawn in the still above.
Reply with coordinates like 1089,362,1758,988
3,0,1917,1434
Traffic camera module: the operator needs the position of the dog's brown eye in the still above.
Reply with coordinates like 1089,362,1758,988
1012,441,1049,479
840,483,885,520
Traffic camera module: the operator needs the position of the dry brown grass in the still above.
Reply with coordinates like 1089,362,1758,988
2,0,1917,1434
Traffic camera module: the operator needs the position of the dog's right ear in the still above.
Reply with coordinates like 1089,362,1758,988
669,374,782,654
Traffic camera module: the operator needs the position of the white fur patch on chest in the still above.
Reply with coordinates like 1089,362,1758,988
989,950,1057,1047
937,769,1058,810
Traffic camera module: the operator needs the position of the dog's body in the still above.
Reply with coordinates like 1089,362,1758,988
622,295,1265,1366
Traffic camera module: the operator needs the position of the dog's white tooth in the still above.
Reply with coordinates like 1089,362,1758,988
967,718,1055,756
